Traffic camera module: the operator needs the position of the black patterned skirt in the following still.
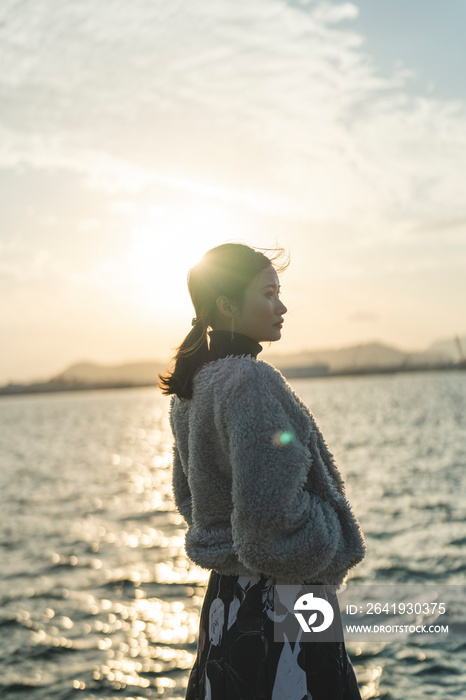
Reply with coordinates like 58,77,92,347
186,571,362,700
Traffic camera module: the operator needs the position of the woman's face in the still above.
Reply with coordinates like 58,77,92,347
233,265,288,343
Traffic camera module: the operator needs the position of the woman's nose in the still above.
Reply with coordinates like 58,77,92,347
278,299,287,314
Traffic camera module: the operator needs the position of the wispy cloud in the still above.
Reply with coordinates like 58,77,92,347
1,0,466,229
0,0,465,382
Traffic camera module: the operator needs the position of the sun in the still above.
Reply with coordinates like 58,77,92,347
125,201,245,315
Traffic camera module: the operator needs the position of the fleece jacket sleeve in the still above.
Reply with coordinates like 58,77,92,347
171,442,193,526
169,401,193,527
222,362,346,583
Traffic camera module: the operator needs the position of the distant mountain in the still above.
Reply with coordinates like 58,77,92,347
0,359,169,396
266,339,454,373
25,337,466,384
32,336,466,384
423,335,466,363
1,335,463,396
52,360,166,385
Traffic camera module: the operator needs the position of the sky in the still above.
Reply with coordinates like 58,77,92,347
1,0,466,383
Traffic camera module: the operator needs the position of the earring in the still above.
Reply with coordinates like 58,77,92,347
230,316,235,341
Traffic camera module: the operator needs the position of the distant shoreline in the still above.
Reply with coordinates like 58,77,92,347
1,362,463,398
0,381,156,398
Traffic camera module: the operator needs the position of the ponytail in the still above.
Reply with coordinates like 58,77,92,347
158,320,209,399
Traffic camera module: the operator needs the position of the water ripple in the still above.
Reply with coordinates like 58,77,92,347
0,375,465,699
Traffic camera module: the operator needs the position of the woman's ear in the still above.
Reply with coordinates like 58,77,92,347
216,295,238,319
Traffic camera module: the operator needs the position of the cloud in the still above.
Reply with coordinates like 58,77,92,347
0,0,466,231
312,2,359,23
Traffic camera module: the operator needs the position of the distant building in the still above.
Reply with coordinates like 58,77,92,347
280,364,330,379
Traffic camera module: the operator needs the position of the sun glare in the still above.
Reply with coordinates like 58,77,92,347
126,203,242,314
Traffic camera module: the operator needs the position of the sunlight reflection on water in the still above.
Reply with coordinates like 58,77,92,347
0,373,465,699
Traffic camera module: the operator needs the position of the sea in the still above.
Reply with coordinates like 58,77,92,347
1,370,465,699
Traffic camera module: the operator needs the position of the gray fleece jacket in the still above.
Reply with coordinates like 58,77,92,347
169,355,366,586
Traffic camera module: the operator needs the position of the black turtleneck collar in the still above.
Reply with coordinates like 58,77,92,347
208,329,263,362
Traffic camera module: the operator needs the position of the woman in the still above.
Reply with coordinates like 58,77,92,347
159,243,366,700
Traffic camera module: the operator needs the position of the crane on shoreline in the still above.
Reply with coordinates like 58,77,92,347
455,335,466,368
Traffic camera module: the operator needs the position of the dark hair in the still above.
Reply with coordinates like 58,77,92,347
158,242,288,399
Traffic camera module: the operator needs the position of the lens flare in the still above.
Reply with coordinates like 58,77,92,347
272,430,294,447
